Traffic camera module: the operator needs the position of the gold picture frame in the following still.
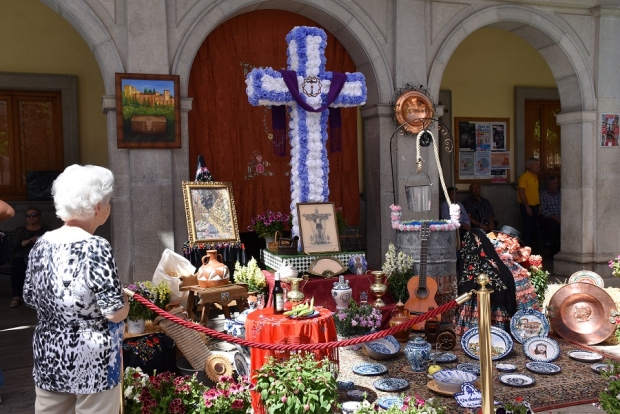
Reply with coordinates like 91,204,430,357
296,202,341,254
182,181,240,245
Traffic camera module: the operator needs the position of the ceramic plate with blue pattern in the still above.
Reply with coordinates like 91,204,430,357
456,362,480,375
568,350,603,362
525,361,561,375
352,363,388,376
523,336,560,362
499,373,536,387
377,396,403,410
431,352,458,363
461,326,513,360
373,378,409,392
233,352,249,378
510,308,550,344
591,363,612,374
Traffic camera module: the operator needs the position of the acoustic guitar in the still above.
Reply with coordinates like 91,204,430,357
404,223,440,331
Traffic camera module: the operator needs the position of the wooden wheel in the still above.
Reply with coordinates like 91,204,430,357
436,329,457,351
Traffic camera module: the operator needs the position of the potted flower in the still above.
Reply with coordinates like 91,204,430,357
382,243,414,303
254,352,337,414
598,360,620,412
233,258,267,295
126,281,172,333
247,210,290,240
334,299,382,347
355,393,447,414
609,254,620,277
123,366,252,414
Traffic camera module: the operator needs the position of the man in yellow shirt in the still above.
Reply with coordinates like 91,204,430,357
517,157,541,247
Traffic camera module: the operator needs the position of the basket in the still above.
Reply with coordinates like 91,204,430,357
267,231,280,252
153,306,211,370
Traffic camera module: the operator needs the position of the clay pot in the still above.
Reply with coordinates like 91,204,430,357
197,250,230,288
389,301,412,343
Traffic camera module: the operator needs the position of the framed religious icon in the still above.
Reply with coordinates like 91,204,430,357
296,202,341,254
115,73,181,149
182,181,240,245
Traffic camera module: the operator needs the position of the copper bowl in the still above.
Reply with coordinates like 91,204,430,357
394,90,435,134
548,283,616,345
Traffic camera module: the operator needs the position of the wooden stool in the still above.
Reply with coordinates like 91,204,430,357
184,283,249,324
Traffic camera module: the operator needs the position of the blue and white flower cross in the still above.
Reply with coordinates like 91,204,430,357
245,26,367,239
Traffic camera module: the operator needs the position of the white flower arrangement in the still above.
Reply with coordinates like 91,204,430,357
234,258,267,293
382,243,414,278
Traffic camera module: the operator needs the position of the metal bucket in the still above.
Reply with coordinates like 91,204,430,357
405,171,432,211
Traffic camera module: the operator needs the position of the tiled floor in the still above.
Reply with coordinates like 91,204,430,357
0,269,616,413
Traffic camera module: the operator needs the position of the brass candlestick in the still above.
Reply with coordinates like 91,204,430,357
476,273,494,414
369,271,387,307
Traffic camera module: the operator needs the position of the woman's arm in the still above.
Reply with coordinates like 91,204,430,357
0,200,15,221
105,293,129,323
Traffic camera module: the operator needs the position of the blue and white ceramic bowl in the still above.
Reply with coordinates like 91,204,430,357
363,335,401,360
432,369,477,394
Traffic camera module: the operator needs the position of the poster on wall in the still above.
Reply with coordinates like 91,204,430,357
601,113,619,147
491,169,507,183
454,117,510,183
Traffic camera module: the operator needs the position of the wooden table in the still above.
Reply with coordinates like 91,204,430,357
182,283,249,324
245,307,338,414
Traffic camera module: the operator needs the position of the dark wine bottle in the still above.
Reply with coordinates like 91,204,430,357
273,271,285,314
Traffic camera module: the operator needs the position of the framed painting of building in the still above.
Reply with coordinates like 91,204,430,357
182,181,240,245
115,73,181,148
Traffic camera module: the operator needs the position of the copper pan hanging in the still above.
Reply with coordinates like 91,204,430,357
547,283,616,345
394,90,435,134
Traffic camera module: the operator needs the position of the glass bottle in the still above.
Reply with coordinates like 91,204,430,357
272,272,285,314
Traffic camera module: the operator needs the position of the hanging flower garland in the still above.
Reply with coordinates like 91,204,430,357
389,204,460,232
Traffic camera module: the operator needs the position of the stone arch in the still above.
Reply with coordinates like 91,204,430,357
40,0,123,94
428,4,595,112
171,0,393,106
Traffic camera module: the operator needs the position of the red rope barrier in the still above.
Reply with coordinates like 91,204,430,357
128,290,459,351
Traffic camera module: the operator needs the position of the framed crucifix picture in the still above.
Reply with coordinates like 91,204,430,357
115,73,181,148
296,202,341,254
182,181,240,245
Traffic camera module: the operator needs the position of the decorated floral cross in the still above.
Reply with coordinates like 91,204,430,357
245,26,366,240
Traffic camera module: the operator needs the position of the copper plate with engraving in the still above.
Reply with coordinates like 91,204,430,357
394,90,434,134
548,283,615,345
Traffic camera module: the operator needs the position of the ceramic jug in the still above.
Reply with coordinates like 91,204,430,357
404,335,432,372
286,275,308,305
389,301,412,343
331,275,353,309
197,250,230,287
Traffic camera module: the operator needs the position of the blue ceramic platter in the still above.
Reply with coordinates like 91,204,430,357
510,308,550,344
233,352,249,378
431,352,458,363
456,362,480,375
377,396,403,410
352,363,388,376
347,254,368,275
523,336,560,362
373,377,409,392
499,373,536,387
525,361,561,375
461,326,513,361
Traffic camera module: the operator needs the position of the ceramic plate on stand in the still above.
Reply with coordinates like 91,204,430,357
233,352,249,378
352,363,388,376
568,270,604,288
510,308,550,344
461,326,513,360
499,373,536,387
525,361,561,375
373,378,409,392
523,336,560,362
568,350,603,362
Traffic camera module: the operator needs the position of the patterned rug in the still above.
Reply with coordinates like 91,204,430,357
336,335,614,412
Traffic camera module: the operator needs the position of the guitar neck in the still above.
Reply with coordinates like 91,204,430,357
419,224,429,288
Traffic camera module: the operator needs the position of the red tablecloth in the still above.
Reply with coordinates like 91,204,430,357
263,270,396,329
245,307,338,414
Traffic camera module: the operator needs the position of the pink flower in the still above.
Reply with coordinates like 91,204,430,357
231,399,245,409
304,404,310,411
256,163,265,173
281,396,288,403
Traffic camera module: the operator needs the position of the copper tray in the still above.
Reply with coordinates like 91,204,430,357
394,90,435,134
548,283,616,345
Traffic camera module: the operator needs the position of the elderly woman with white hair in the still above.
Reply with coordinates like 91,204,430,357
23,164,128,414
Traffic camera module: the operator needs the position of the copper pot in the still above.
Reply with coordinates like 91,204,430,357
389,301,412,343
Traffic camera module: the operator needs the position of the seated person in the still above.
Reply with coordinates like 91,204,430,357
539,175,561,256
440,187,471,236
463,182,498,232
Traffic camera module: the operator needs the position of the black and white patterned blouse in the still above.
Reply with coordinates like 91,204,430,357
23,231,125,394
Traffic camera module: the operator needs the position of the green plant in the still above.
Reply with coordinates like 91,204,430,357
247,210,289,239
335,207,347,235
527,255,549,307
254,352,337,414
333,299,382,338
123,367,252,414
127,281,171,320
598,361,620,412
234,257,267,293
382,243,414,302
355,394,447,414
609,255,620,277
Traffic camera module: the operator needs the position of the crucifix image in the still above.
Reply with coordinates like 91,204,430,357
245,26,367,243
301,208,332,245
